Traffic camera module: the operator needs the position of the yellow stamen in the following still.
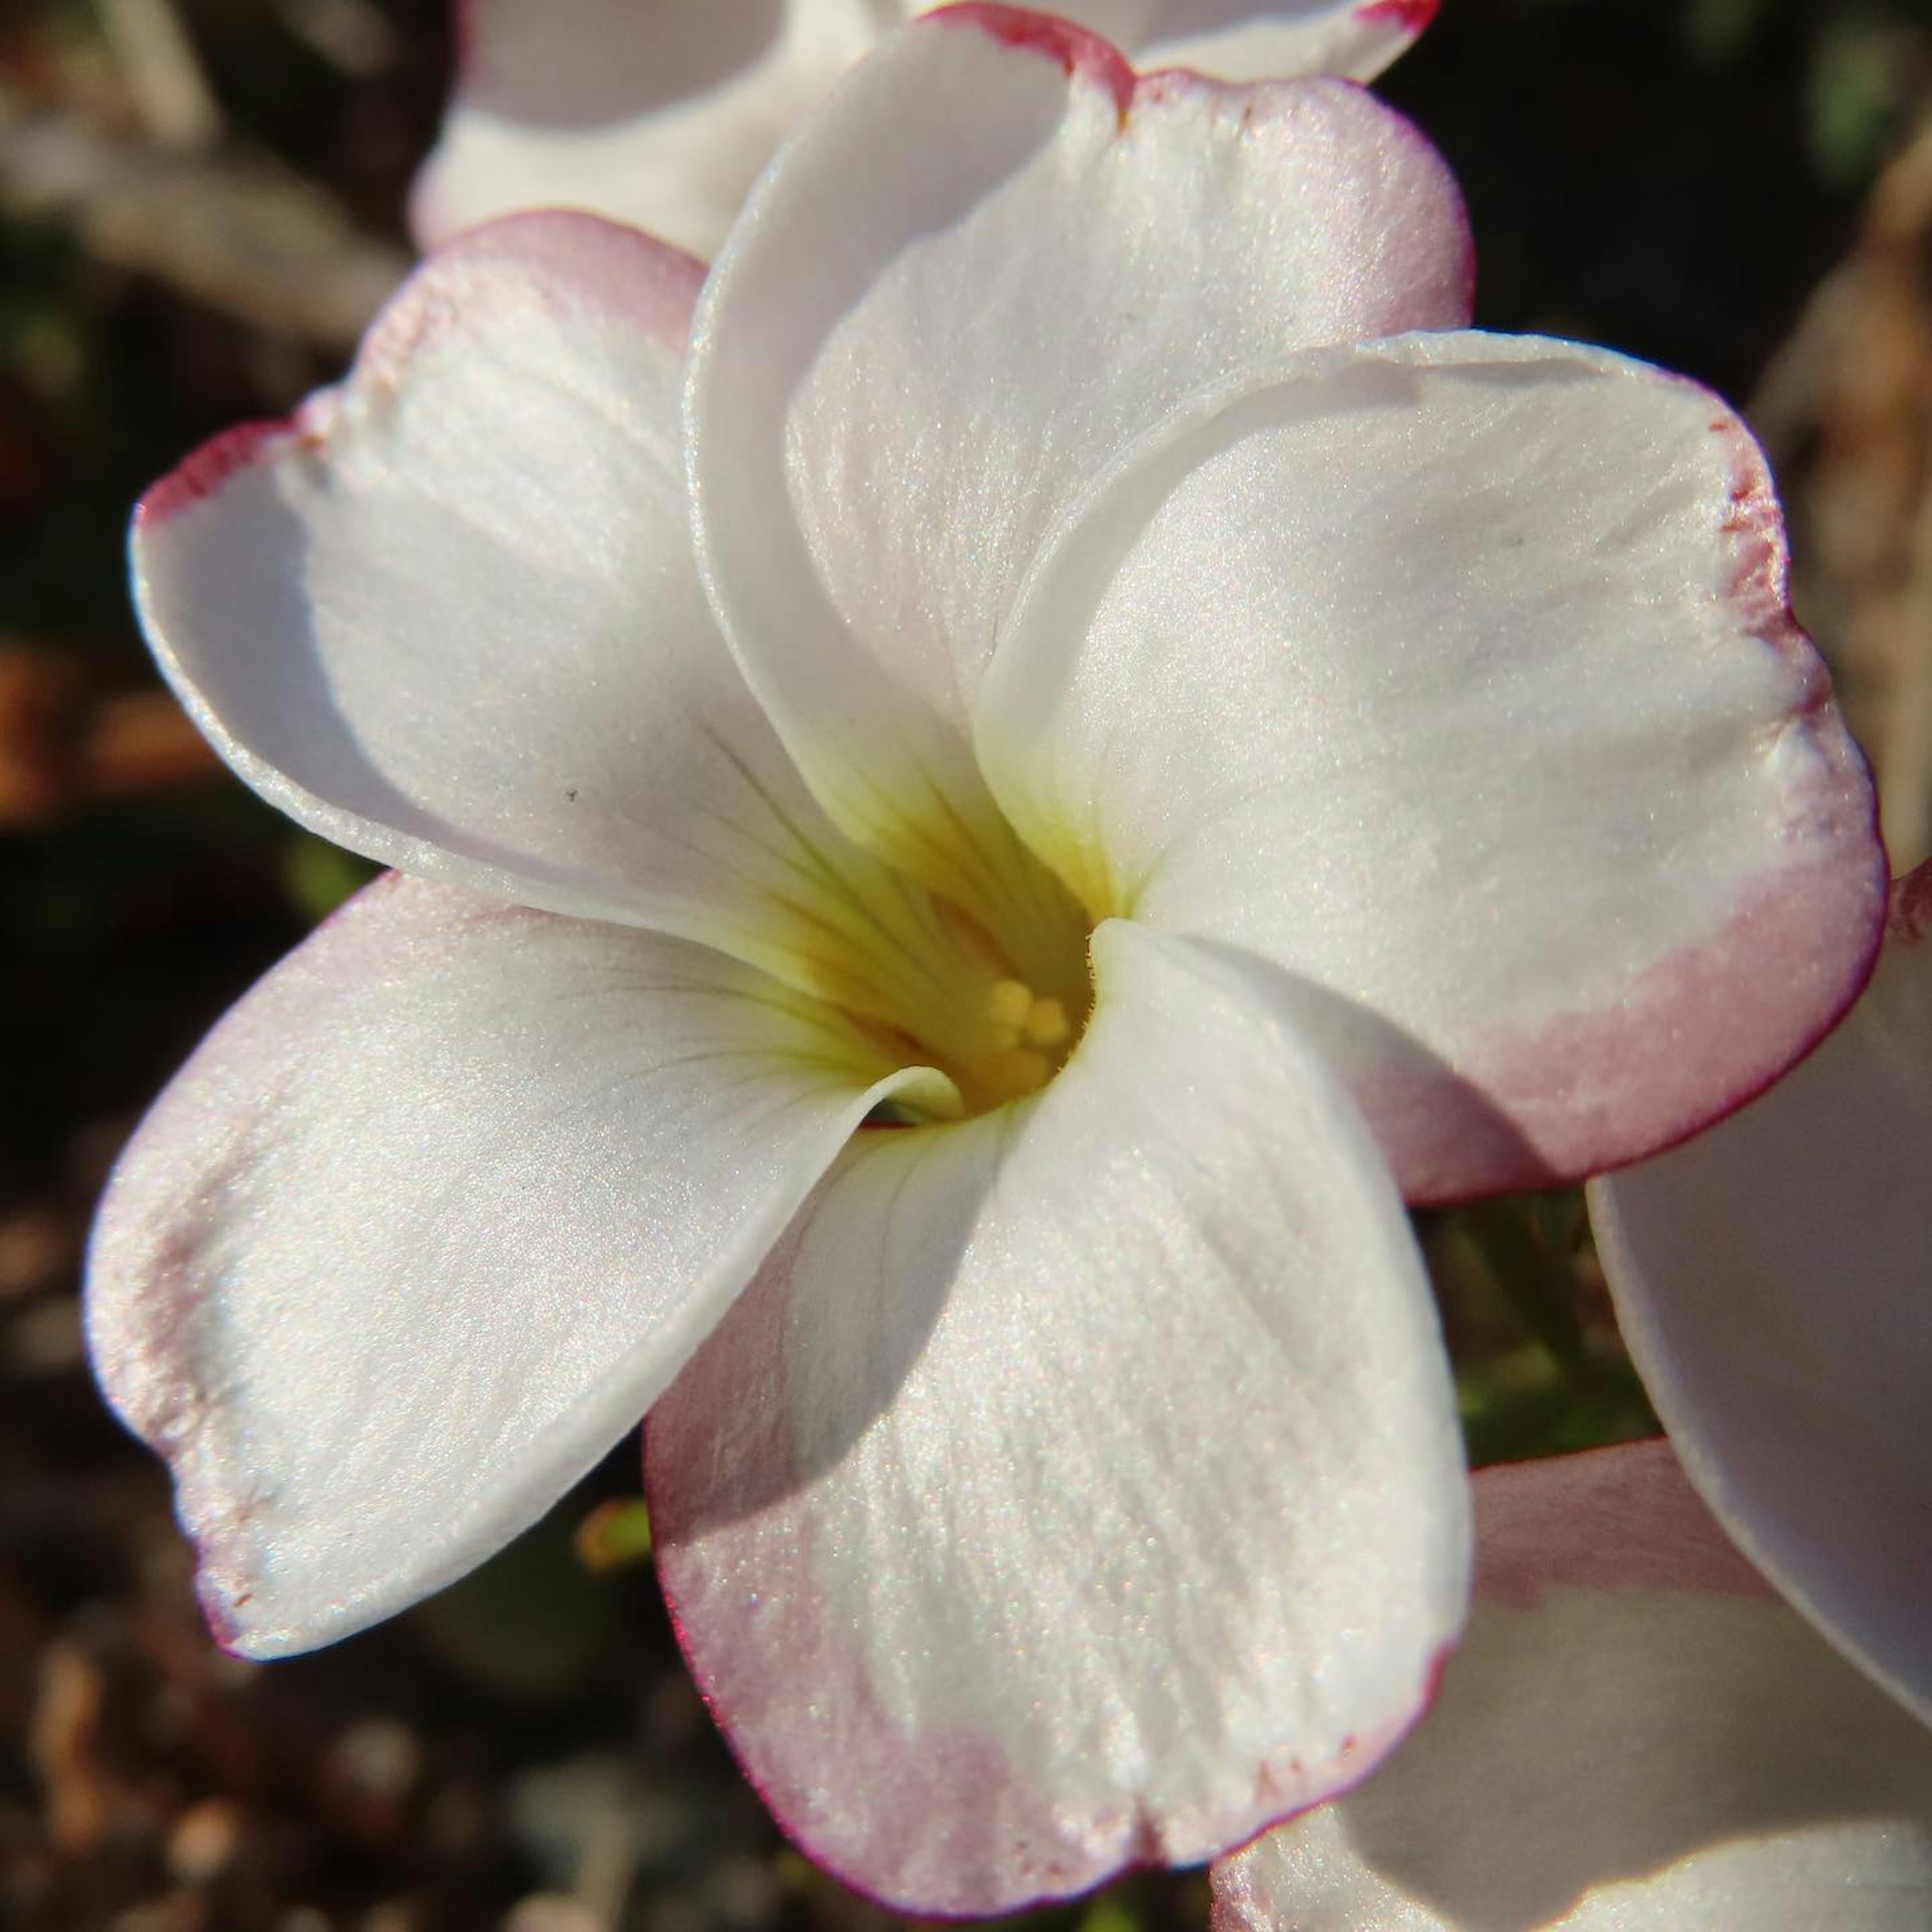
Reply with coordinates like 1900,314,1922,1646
988,978,1034,1029
1022,995,1069,1049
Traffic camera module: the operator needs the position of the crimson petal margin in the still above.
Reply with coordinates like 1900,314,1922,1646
1048,0,1437,79
648,920,1469,1915
978,332,1885,1201
1213,1441,1932,1932
87,874,941,1656
1590,859,1932,1726
686,4,1472,926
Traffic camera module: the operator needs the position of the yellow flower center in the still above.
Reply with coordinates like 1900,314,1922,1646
699,732,1098,1119
849,851,1092,1118
741,790,1094,1121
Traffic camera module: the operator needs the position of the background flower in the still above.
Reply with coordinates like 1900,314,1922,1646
410,0,1441,257
1589,856,1932,1730
1213,1439,1932,1932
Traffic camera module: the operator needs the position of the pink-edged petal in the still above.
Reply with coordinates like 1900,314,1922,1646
1589,860,1932,1726
978,331,1885,1202
132,211,934,1001
412,2,1431,265
86,873,940,1658
1041,0,1436,81
411,1,882,258
647,920,1469,1915
687,5,1471,924
1213,1441,1932,1932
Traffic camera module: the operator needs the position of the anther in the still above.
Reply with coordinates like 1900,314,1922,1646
1022,996,1069,1048
988,979,1033,1029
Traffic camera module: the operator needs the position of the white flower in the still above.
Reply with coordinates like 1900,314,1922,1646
1590,856,1932,1731
91,10,1881,1915
411,0,1441,257
1213,1440,1932,1932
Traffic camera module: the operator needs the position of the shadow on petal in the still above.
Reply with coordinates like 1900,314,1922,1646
645,1115,1004,1527
1336,1584,1932,1930
1181,937,1548,1202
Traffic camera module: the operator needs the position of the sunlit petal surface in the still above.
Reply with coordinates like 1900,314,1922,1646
129,214,970,1010
87,874,939,1655
688,7,1472,929
649,923,1468,1914
980,332,1883,1199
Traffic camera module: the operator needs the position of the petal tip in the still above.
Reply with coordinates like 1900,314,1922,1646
654,1416,1459,1915
375,208,709,371
1354,0,1440,29
1125,73,1471,321
134,417,299,530
1237,1632,1455,1835
195,1569,263,1660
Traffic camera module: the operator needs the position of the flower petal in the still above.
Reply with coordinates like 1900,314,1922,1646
410,1,882,258
978,332,1885,1201
1213,1441,1932,1932
687,5,1471,928
411,3,1431,262
1589,861,1932,1726
132,211,931,999
1053,0,1436,81
86,873,940,1658
647,920,1469,1914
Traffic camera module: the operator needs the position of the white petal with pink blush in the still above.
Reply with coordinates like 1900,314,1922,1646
979,331,1882,1202
410,1,1441,259
1591,859,1932,1726
86,874,943,1655
689,13,1472,919
1213,1441,1932,1932
102,6,1886,1917
649,923,1468,1915
126,214,991,1036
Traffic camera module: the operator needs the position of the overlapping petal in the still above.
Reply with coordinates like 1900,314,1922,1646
1055,0,1436,79
687,5,1472,925
648,922,1468,1914
131,212,969,1015
411,3,1436,259
979,332,1885,1200
1590,859,1932,1725
410,1,882,258
86,873,942,1657
1212,1441,1932,1932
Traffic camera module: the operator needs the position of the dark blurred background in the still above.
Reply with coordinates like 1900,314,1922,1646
3,2,1929,1926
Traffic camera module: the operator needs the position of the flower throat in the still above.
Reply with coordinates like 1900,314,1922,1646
741,773,1096,1122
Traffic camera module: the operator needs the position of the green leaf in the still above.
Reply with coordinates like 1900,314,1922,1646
574,1497,654,1572
283,833,380,923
